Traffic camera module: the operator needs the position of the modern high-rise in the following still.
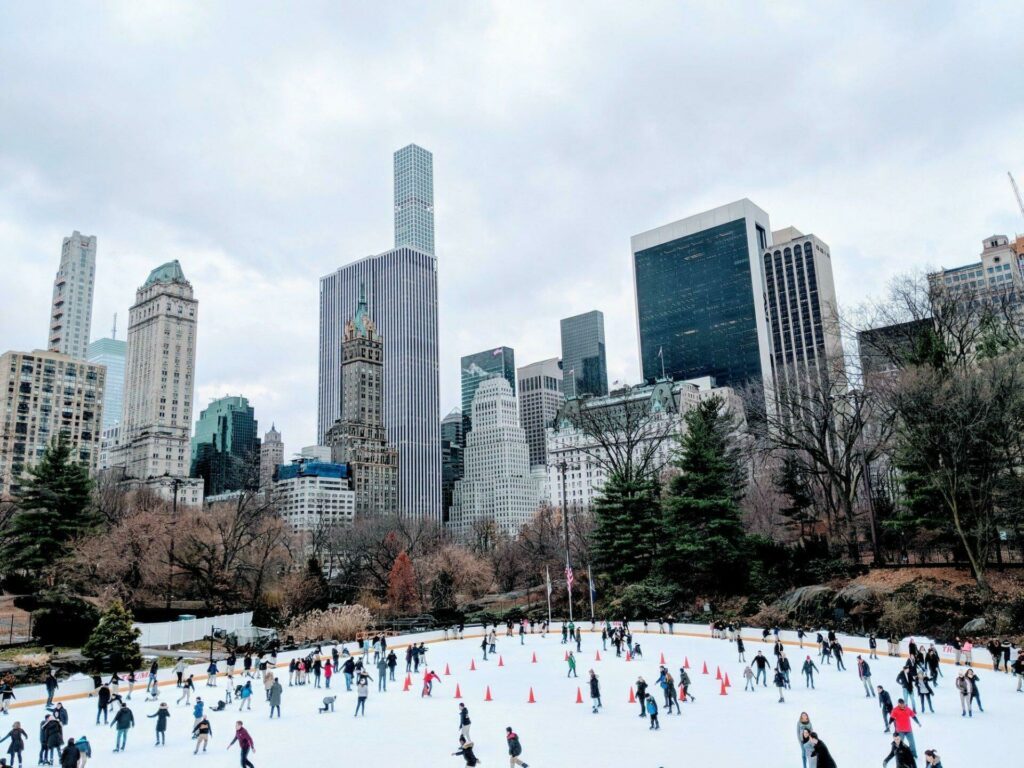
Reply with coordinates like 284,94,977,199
517,357,563,467
48,231,96,360
394,144,435,255
259,424,284,489
318,146,440,520
86,337,126,431
190,395,260,497
460,346,515,439
112,260,203,506
325,286,399,517
0,349,105,498
440,408,463,522
274,459,356,537
560,311,608,398
632,199,774,393
448,378,539,540
762,227,844,394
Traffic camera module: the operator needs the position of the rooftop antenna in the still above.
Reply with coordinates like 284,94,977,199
1010,171,1024,223
111,312,118,340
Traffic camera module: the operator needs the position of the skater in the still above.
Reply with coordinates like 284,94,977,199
422,668,441,697
808,732,837,768
923,749,942,767
797,713,813,768
238,682,253,712
645,696,659,730
481,637,488,662
505,726,528,767
888,699,921,758
453,736,479,766
376,655,387,692
387,650,398,682
44,674,58,708
192,698,205,727
458,704,471,741
832,640,846,671
566,652,578,678
192,716,212,754
227,722,254,768
635,677,648,717
678,668,695,702
354,673,370,716
878,685,894,732
736,636,746,662
0,722,27,768
774,669,787,703
964,669,982,712
96,683,111,725
869,633,879,659
313,658,322,688
110,703,134,753
126,670,136,700
343,657,355,691
58,738,78,768
147,703,169,746
318,697,336,714
74,735,90,768
882,733,916,768
575,628,582,653
857,656,874,697
268,679,282,719
753,652,769,687
206,660,218,688
743,665,755,692
0,683,14,716
178,675,195,705
588,670,601,713
915,676,934,714
174,659,186,688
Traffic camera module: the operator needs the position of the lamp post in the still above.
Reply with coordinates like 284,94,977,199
556,458,575,623
165,476,182,612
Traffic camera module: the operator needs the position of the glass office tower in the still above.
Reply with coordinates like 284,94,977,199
560,310,608,398
394,144,435,256
460,346,516,438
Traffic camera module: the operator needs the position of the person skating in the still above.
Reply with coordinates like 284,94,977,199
645,696,659,730
796,713,813,768
736,636,746,662
375,654,387,692
268,679,282,719
923,749,942,767
453,736,479,766
505,726,528,766
50,706,66,729
480,637,488,662
566,652,578,678
588,670,601,713
110,703,133,753
0,683,14,716
635,677,648,717
174,659,186,688
878,685,894,732
237,682,253,712
915,676,934,714
354,673,370,716
178,675,195,705
808,732,837,768
318,696,336,714
73,735,90,768
458,704,471,741
192,717,212,754
126,670,136,701
561,624,568,645
227,721,254,768
964,669,982,713
882,733,917,768
44,676,58,709
678,668,695,702
857,656,874,697
773,669,787,703
800,656,818,690
752,652,769,687
869,633,879,660
57,739,77,768
192,698,205,727
422,668,441,697
0,721,27,768
147,703,170,746
95,683,111,725
743,665,755,692
206,660,218,688
888,699,921,758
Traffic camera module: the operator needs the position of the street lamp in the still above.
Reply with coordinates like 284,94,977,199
164,475,182,612
555,458,578,622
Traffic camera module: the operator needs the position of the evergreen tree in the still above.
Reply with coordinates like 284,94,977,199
82,600,142,671
660,396,748,593
2,435,95,579
774,453,817,541
590,472,661,582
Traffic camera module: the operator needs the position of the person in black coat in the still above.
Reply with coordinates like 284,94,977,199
40,716,62,766
96,684,111,725
453,736,479,766
883,733,917,768
878,685,894,732
0,721,28,767
58,739,78,768
809,732,837,768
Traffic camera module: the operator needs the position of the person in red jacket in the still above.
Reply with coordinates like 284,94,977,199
888,699,921,758
422,669,442,697
227,721,255,768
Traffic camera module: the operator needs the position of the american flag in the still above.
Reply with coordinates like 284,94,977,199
565,565,574,591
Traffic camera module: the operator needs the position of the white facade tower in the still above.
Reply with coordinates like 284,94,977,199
48,231,96,360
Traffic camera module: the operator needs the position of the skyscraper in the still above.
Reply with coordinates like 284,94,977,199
86,336,126,431
112,260,203,505
394,143,435,255
460,346,516,438
48,231,96,360
560,311,608,398
190,395,260,496
259,424,284,489
318,146,440,520
325,285,399,517
632,199,774,393
440,408,463,522
517,357,563,467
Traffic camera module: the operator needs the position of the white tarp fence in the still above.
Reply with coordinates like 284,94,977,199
133,611,253,649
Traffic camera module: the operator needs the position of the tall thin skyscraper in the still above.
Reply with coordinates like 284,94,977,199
560,311,608,398
259,424,284,489
87,335,126,431
517,357,563,467
394,144,435,255
48,231,96,360
460,346,515,438
318,145,440,520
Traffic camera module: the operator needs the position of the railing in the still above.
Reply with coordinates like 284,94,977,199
133,611,253,649
0,614,33,647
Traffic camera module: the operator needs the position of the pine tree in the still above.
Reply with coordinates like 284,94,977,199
590,472,661,582
660,396,748,593
82,600,142,671
3,434,95,579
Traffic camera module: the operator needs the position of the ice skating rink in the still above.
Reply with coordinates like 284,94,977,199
7,626,1012,767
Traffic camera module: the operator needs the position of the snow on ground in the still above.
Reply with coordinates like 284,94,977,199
6,626,1015,767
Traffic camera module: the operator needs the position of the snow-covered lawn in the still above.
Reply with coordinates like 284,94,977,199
6,627,1012,767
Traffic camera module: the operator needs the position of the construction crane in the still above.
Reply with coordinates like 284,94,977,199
1010,171,1024,223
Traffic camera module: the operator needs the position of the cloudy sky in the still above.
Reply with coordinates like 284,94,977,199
2,1,1023,452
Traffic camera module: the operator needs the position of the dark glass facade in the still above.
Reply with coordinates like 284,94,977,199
560,311,608,398
190,398,260,496
634,218,763,387
460,347,515,437
440,411,464,523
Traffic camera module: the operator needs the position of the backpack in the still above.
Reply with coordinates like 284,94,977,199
508,735,522,756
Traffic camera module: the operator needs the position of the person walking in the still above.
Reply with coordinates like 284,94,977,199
566,652,578,678
857,656,874,697
110,703,134,753
645,696,659,730
888,699,921,758
354,674,370,717
505,727,528,767
882,733,916,768
0,722,27,768
227,722,254,768
808,732,837,768
147,703,169,746
457,704,471,741
192,717,212,754
588,670,601,713
268,679,282,719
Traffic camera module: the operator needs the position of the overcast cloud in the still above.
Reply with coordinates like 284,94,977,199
2,1,1023,452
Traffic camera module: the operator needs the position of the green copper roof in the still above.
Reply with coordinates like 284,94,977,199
143,260,187,287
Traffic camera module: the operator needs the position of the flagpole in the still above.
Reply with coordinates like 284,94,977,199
559,459,573,624
545,566,552,628
588,564,596,621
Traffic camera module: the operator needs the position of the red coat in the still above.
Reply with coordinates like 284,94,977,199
889,705,916,732
324,664,333,678
233,727,254,750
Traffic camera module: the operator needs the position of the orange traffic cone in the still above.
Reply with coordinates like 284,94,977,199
719,680,728,696
454,684,462,699
498,656,504,667
444,663,451,676
724,672,732,687
575,687,583,704
595,650,601,661
684,657,690,669
531,652,537,663
715,666,722,681
628,687,636,703
484,685,493,702
702,661,709,675
660,652,666,664
470,659,477,671
527,687,536,703
679,683,686,700
402,675,411,691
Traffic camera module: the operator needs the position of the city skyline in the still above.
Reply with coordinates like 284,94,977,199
1,4,1022,453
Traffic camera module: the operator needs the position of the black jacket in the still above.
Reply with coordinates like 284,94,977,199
811,739,838,768
59,744,79,768
459,707,470,727
589,677,601,697
883,741,916,768
879,689,893,712
112,707,135,730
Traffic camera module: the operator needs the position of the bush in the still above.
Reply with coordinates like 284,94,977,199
610,578,676,618
878,594,921,637
82,601,142,672
31,590,99,646
288,604,373,643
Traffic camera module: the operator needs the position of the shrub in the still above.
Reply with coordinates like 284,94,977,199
31,590,99,646
288,604,373,643
82,600,142,671
878,594,921,637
